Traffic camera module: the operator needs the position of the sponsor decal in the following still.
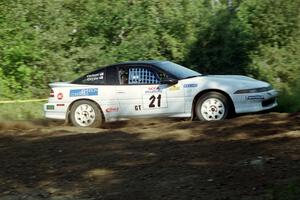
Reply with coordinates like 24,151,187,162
57,93,63,100
247,95,265,100
106,107,119,113
86,72,104,81
135,105,142,111
70,88,98,97
148,86,160,90
169,85,180,91
56,104,65,107
46,105,55,110
183,84,198,88
145,86,162,94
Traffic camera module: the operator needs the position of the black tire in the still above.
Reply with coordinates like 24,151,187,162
195,92,230,121
70,100,103,128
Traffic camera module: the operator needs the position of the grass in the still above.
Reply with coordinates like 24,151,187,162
0,101,45,120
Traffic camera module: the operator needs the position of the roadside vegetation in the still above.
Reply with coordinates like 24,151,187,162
0,102,44,120
0,0,300,114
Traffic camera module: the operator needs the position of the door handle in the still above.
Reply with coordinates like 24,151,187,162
116,91,125,94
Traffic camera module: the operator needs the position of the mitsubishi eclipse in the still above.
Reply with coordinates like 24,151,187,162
44,61,278,127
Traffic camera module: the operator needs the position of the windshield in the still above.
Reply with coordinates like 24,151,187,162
156,61,201,79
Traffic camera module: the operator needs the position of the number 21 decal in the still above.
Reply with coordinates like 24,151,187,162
149,94,161,108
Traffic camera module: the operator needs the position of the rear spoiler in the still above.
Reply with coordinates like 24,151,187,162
49,82,71,88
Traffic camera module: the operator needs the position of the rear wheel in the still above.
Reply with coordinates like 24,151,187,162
70,100,103,127
195,92,229,121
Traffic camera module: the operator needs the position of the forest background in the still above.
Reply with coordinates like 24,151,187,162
1,0,300,117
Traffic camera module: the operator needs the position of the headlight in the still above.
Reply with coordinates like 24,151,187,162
234,86,273,94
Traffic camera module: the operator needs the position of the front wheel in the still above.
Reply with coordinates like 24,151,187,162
70,100,103,127
195,92,229,121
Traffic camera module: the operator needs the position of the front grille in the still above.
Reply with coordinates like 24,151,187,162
262,98,276,107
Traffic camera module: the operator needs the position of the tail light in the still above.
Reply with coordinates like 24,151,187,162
49,89,54,97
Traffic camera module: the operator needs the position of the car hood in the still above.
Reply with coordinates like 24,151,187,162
187,75,270,90
207,75,256,81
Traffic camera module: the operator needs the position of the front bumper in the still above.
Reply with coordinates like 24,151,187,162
233,89,278,114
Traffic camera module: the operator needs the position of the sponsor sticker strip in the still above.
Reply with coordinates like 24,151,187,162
106,107,119,113
145,86,162,94
70,88,98,97
183,84,198,88
247,95,265,100
86,72,104,81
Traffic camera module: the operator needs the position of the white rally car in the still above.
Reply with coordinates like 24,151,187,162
44,61,278,127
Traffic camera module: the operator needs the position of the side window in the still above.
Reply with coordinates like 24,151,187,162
74,69,106,85
158,71,170,80
119,67,129,85
106,66,119,85
128,67,160,85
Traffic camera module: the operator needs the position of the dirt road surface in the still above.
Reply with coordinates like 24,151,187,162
0,112,300,200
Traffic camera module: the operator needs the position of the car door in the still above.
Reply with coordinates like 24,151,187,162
163,80,185,115
71,67,120,118
115,64,185,117
112,65,143,117
140,67,185,116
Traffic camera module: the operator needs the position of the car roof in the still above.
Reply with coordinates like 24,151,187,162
112,60,164,66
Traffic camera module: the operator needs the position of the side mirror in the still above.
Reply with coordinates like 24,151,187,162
160,77,178,85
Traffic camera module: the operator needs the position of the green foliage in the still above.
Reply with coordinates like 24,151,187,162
186,8,255,75
0,102,44,120
238,0,300,47
0,0,299,112
0,69,11,99
277,68,300,113
238,0,300,112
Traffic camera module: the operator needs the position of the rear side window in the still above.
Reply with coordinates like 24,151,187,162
106,66,119,85
73,69,106,85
